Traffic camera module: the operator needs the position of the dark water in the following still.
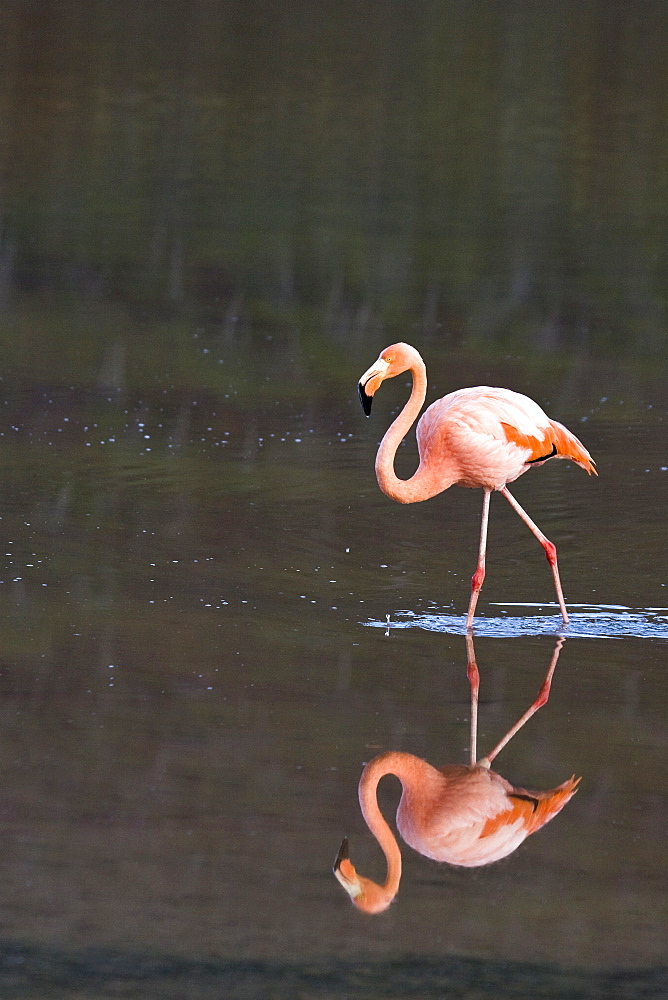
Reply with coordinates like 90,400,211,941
0,3,666,998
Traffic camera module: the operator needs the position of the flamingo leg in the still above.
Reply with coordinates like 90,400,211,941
465,633,479,766
466,489,492,628
478,637,564,767
500,486,569,624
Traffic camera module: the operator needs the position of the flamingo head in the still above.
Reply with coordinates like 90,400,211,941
358,342,423,416
332,837,395,914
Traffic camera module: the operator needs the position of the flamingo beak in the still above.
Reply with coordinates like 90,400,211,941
332,837,363,899
358,379,373,416
333,836,350,871
358,358,390,417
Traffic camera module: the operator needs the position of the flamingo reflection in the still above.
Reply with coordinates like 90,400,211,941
334,637,579,913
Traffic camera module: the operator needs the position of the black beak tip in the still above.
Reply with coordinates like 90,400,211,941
333,837,349,871
358,382,372,417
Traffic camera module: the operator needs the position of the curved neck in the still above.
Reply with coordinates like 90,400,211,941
359,751,440,900
375,359,449,503
358,753,406,901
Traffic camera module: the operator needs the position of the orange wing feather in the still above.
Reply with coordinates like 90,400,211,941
501,419,596,475
480,775,581,839
548,420,597,475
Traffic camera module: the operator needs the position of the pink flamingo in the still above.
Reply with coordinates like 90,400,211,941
334,636,579,914
358,342,596,626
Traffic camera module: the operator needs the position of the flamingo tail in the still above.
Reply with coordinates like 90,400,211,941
518,774,582,835
548,420,597,475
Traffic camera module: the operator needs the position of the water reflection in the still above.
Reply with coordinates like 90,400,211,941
334,637,578,913
357,342,596,627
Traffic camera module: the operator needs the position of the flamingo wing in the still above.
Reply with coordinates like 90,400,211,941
418,387,596,486
490,775,582,836
500,417,596,474
399,767,580,867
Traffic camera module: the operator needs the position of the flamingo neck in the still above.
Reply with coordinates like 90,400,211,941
358,751,437,902
375,359,453,503
357,753,406,902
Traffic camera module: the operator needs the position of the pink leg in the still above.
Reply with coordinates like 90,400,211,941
500,486,569,624
465,633,479,766
466,489,491,628
478,637,564,767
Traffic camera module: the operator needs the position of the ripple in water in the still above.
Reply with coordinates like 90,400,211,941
365,604,668,639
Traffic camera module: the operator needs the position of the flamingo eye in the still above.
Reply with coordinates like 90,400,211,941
384,356,393,364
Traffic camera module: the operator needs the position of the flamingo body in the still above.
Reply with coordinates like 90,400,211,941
395,758,577,866
416,386,595,492
358,343,596,623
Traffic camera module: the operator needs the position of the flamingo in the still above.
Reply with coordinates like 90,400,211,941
358,342,596,626
334,636,579,914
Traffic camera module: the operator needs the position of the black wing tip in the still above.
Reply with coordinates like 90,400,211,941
358,382,372,416
527,442,558,464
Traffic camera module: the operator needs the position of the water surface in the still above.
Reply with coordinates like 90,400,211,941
0,3,666,998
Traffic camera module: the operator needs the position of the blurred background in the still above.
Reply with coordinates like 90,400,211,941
0,2,666,997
